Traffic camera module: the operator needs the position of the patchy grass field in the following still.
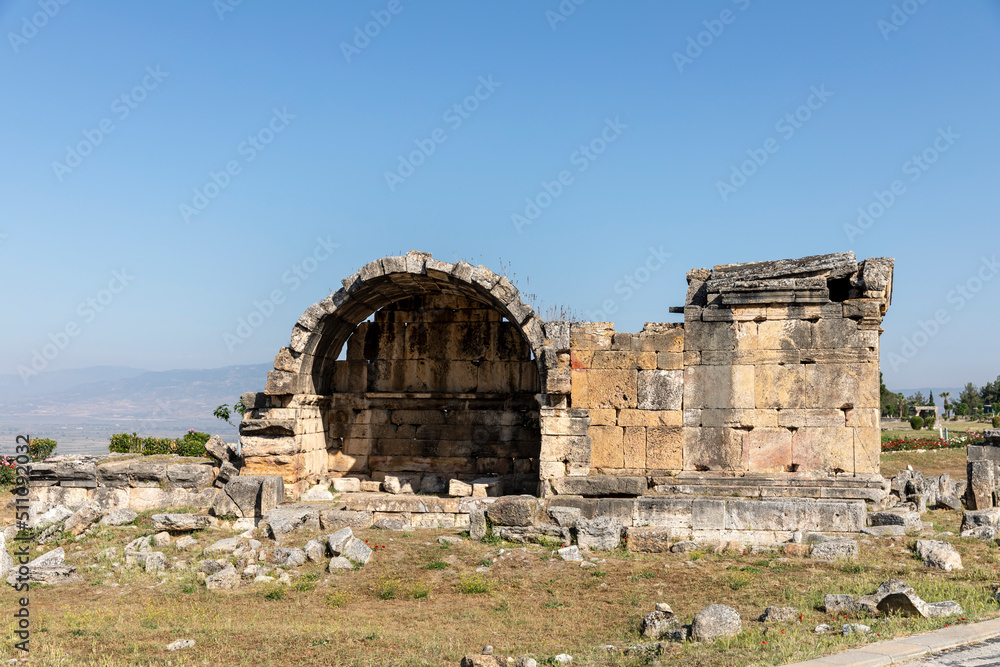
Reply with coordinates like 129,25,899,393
881,448,968,479
3,507,1000,667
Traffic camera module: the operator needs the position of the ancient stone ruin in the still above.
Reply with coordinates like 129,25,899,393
222,250,894,543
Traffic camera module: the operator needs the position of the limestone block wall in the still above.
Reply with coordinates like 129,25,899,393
556,251,893,483
28,455,219,512
567,322,684,474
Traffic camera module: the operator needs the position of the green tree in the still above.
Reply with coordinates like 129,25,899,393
955,402,969,418
28,437,57,461
907,391,927,407
960,383,983,414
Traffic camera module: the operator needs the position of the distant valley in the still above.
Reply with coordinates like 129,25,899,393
0,364,270,455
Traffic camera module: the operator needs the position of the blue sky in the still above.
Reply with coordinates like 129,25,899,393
2,1,998,392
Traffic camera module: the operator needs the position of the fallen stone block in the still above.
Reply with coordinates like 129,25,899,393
152,514,217,532
125,551,167,573
914,540,962,571
300,485,335,501
557,546,583,561
810,540,858,561
64,502,103,536
263,506,320,540
330,478,361,493
205,564,239,590
100,508,138,526
319,509,373,530
759,606,798,622
272,547,306,568
869,509,921,532
328,556,353,571
487,496,541,527
448,479,473,497
691,604,741,642
641,608,679,639
203,537,246,557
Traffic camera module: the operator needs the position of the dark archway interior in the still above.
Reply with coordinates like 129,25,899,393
325,294,541,494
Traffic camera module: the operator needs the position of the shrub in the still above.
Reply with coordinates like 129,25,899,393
0,456,17,486
457,575,493,595
109,432,142,454
909,416,924,430
108,430,211,457
993,415,1000,429
28,437,57,461
924,416,936,429
176,430,210,457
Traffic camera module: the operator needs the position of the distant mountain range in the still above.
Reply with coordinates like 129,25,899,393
0,364,271,455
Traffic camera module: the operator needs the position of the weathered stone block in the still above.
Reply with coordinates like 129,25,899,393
747,428,793,472
633,498,693,528
683,428,745,471
757,320,813,350
755,364,805,409
166,463,216,489
589,426,624,469
791,427,854,473
586,369,637,409
804,362,879,409
623,427,646,469
626,526,682,552
552,476,645,497
646,426,682,470
637,370,683,410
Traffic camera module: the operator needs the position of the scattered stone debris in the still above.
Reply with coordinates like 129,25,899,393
814,624,832,634
826,579,962,619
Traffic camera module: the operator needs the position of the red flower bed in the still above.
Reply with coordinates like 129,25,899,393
881,431,985,452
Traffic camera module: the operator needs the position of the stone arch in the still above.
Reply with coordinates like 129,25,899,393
266,251,548,396
246,251,577,496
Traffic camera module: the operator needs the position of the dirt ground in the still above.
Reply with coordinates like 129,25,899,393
2,504,998,667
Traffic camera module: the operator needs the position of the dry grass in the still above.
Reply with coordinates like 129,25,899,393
3,515,1000,667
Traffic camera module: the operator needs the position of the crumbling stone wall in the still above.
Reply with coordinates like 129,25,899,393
242,250,892,501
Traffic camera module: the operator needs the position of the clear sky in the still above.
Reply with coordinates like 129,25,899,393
2,1,998,392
